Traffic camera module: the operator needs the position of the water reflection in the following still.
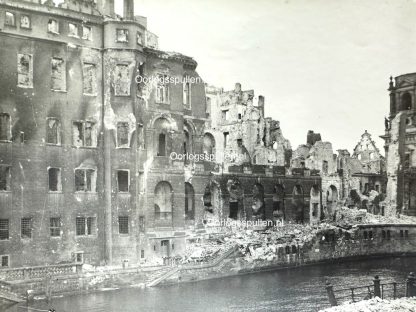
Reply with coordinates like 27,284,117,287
3,257,416,312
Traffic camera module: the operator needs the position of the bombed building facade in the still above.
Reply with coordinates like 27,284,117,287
0,0,388,269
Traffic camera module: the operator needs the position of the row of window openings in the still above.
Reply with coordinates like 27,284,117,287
17,54,97,94
4,11,93,41
0,167,129,193
0,116,133,148
362,229,409,240
0,216,130,240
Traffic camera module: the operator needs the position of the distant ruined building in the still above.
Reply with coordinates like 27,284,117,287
0,0,387,269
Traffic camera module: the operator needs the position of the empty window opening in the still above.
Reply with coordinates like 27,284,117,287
116,29,129,42
117,170,129,192
0,166,11,191
20,15,31,29
48,168,62,192
154,182,173,221
156,74,169,104
68,23,79,37
400,230,404,238
185,182,195,220
158,133,166,156
50,217,62,237
5,12,15,26
51,58,66,91
139,216,145,233
21,218,32,239
17,54,33,88
117,122,129,147
141,250,145,258
0,113,11,141
48,19,59,33
114,64,130,96
46,118,61,145
73,121,96,147
75,168,96,192
222,110,229,121
229,202,239,220
74,252,84,264
76,217,95,236
401,92,412,111
405,230,409,238
0,220,9,240
322,160,329,175
183,81,191,108
82,26,92,40
119,216,129,234
1,255,9,267
83,63,97,95
223,132,229,148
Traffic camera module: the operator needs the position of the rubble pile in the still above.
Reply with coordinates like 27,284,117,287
334,206,416,228
319,297,416,312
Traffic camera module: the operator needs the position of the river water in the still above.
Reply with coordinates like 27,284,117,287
3,256,416,312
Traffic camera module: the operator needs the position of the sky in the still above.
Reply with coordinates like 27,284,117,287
114,0,416,153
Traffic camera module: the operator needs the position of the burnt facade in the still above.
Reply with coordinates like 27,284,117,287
382,74,416,217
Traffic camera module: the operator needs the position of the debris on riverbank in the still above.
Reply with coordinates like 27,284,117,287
319,297,416,312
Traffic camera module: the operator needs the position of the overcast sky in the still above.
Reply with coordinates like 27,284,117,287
114,0,416,153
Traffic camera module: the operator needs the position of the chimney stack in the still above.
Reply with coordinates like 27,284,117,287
124,0,135,20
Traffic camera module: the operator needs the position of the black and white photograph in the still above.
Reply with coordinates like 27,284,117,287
0,0,416,311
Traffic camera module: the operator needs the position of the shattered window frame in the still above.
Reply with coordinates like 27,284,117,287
20,15,31,29
47,19,60,34
0,113,12,141
5,11,16,27
156,74,170,104
82,63,97,96
17,53,33,88
72,121,97,148
116,29,129,43
75,217,95,236
48,167,62,192
116,122,129,148
51,57,66,92
82,25,92,41
46,117,61,145
50,217,62,237
0,166,11,192
21,218,32,239
137,31,144,45
74,168,97,193
68,22,79,38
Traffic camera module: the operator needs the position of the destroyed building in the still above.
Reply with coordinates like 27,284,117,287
382,74,416,217
0,0,388,269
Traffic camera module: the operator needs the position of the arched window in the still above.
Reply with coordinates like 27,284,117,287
183,79,191,109
401,93,412,111
158,133,166,156
154,181,173,221
203,133,216,156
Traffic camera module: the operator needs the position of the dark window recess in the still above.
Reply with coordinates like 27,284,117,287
76,217,94,236
158,133,166,156
224,132,229,148
119,216,129,234
75,169,95,192
5,12,15,26
21,218,32,239
0,113,11,141
141,250,145,258
400,230,404,238
117,122,129,147
48,168,61,192
1,255,9,267
405,230,409,238
51,58,66,91
0,219,9,240
117,170,129,192
0,166,11,191
50,218,61,237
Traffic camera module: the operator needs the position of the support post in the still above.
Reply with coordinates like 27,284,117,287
326,280,338,306
373,275,381,298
